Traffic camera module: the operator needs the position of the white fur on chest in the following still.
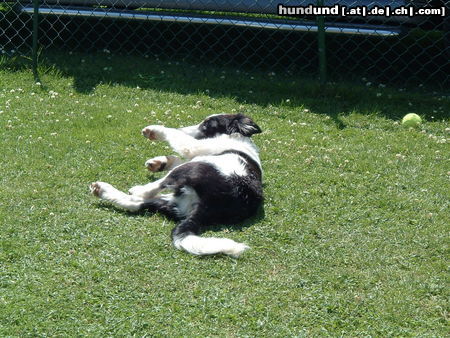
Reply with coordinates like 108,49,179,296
192,154,247,177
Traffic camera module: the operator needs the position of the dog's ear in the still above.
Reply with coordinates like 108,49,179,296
229,114,262,137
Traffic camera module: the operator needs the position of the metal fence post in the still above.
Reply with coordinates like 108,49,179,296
32,0,39,80
316,0,327,84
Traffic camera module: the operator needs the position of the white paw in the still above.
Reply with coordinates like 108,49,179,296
145,156,167,172
142,125,165,140
90,181,114,199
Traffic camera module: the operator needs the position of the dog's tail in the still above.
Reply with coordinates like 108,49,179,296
171,217,249,258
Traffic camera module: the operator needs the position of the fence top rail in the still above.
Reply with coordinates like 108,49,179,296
21,4,403,36
20,0,409,14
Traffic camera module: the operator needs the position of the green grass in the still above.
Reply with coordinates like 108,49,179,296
1,52,449,336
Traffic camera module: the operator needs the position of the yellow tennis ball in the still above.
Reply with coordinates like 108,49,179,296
402,113,422,127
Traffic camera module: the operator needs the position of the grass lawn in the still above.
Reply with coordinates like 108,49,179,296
1,51,449,336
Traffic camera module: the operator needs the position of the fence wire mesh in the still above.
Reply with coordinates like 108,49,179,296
1,1,449,89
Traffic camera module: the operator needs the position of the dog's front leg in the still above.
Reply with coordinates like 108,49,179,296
142,125,200,159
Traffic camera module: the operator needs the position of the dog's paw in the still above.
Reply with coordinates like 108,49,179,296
90,181,113,198
142,125,165,140
90,182,101,197
145,156,167,172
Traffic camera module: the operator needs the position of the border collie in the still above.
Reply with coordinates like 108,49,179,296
90,114,263,258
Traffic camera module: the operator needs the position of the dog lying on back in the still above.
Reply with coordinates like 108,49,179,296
90,114,263,258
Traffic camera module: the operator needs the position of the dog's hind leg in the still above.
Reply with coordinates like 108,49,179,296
90,182,148,212
128,176,168,199
90,182,180,219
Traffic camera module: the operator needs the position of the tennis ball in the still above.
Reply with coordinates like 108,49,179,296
402,113,422,127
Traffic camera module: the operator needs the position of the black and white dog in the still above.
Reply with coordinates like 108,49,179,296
90,114,263,258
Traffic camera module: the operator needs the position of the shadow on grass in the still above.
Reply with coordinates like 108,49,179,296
49,52,449,122
57,52,450,121
93,200,265,237
3,50,449,125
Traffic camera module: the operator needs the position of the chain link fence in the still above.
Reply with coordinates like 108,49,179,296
1,1,449,89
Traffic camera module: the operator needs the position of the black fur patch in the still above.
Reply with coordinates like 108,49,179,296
145,160,263,228
195,114,262,139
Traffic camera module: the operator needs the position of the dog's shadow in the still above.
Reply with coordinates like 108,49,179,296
204,204,265,234
94,200,265,234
